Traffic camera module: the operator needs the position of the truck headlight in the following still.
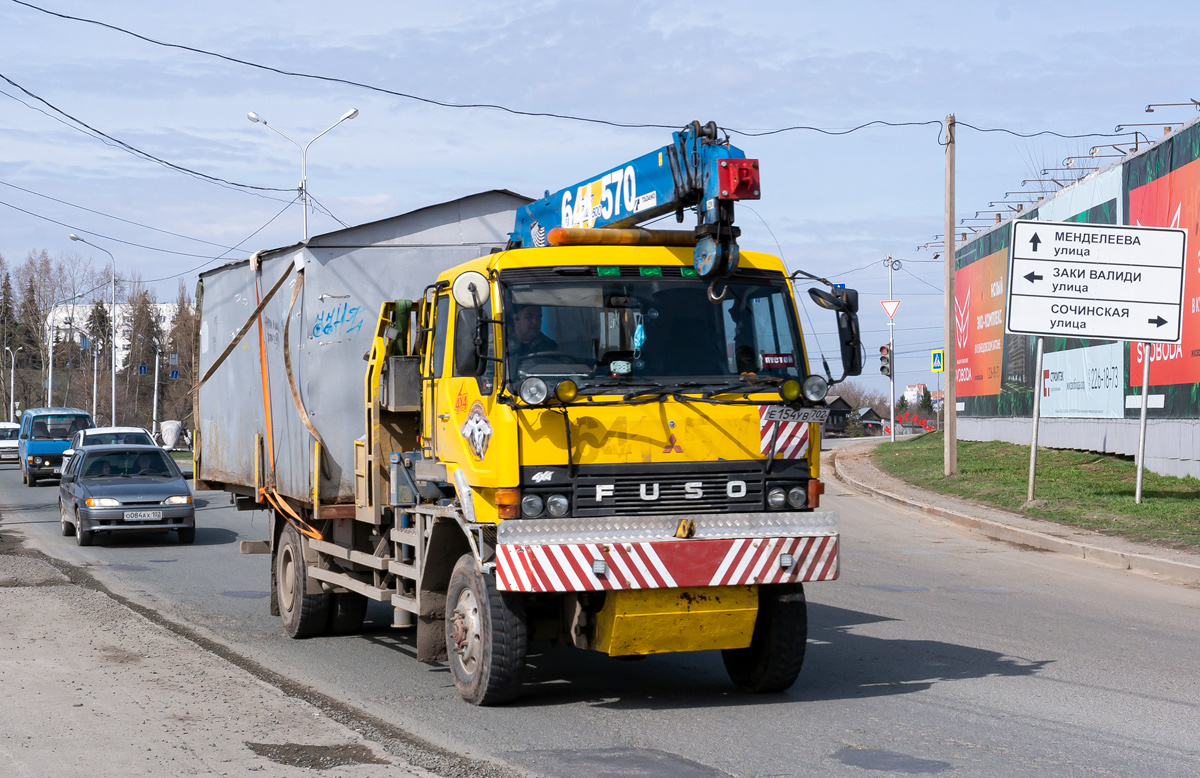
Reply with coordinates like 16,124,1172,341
520,494,544,517
164,495,192,505
86,497,120,508
33,456,43,466
802,375,829,402
518,377,549,405
787,486,806,509
766,488,788,510
545,493,570,517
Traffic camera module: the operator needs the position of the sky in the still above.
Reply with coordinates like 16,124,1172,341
2,0,1199,399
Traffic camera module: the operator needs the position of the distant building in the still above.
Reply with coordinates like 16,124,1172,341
903,383,928,405
46,302,176,366
823,395,853,435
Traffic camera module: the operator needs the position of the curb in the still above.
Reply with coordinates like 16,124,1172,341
829,444,1200,586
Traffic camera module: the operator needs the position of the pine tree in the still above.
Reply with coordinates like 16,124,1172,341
920,387,934,417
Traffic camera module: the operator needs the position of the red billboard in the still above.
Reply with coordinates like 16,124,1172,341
953,248,1007,397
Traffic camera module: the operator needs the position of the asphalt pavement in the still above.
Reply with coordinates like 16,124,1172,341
2,449,1199,777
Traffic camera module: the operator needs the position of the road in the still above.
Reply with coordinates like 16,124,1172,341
3,455,1199,778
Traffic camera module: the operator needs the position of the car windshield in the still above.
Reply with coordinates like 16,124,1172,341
85,431,154,446
0,428,18,441
502,276,806,387
30,415,92,440
80,450,177,478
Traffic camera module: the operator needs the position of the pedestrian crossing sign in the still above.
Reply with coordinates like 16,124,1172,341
931,349,944,373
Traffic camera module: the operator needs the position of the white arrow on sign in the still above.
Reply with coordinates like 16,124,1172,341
881,300,900,319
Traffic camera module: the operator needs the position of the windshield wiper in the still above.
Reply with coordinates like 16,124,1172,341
699,376,786,398
575,380,657,397
623,381,712,401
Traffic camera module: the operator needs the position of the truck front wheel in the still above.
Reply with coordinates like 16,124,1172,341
722,583,807,693
445,554,527,705
276,523,330,638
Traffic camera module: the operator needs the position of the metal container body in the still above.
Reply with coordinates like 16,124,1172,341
195,191,529,504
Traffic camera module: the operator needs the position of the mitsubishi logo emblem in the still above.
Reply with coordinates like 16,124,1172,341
663,434,682,453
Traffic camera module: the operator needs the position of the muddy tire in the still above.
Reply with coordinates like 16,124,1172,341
275,523,329,638
445,554,527,705
327,592,369,635
722,583,807,693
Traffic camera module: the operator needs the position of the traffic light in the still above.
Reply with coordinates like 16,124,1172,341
879,345,892,377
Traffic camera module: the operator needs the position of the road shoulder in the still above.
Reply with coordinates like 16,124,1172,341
829,439,1200,586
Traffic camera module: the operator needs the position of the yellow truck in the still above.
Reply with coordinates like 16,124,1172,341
195,123,864,704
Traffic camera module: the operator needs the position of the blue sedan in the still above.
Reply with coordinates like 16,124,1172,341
58,444,195,546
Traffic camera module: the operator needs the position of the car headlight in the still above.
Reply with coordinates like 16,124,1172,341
164,495,192,505
766,487,788,510
518,377,549,405
86,497,120,508
545,493,570,517
33,456,43,466
520,493,544,517
802,375,829,402
787,486,807,509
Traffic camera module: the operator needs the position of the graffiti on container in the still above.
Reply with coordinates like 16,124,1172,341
312,302,364,339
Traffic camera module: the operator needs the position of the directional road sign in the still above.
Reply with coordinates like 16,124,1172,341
881,300,900,319
931,349,944,373
170,369,179,380
139,364,147,375
1006,220,1186,343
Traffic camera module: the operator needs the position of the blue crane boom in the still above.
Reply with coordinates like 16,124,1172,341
508,121,760,289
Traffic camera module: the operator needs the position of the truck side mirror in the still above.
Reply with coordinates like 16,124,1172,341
809,287,863,380
451,271,489,309
453,307,489,377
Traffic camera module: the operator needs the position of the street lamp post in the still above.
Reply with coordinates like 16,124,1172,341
69,235,118,426
247,108,358,242
137,333,161,437
45,294,82,407
6,346,22,422
61,322,99,418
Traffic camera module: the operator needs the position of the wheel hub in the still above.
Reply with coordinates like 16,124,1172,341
450,588,481,674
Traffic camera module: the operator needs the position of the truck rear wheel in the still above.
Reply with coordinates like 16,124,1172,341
722,583,807,693
276,523,329,638
327,592,368,634
445,554,527,705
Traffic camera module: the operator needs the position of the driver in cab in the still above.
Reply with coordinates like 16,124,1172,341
509,304,558,360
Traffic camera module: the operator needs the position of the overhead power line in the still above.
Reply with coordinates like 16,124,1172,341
10,1,1146,146
0,71,293,196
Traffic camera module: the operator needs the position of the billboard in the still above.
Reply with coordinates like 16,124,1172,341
954,247,1007,397
1041,342,1124,418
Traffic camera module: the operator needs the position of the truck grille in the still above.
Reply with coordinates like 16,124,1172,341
571,471,765,517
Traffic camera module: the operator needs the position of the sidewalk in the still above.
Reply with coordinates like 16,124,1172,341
0,545,432,777
829,439,1200,586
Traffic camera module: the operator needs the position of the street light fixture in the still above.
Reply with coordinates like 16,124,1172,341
69,234,118,426
246,108,359,242
6,346,22,422
1145,100,1200,112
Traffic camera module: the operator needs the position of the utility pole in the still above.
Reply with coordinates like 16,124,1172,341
885,255,897,442
943,113,958,475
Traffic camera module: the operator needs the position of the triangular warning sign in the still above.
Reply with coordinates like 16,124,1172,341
881,300,900,319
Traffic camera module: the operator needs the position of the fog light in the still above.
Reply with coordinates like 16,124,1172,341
592,559,607,576
545,493,570,517
787,486,806,509
767,487,787,510
555,379,578,403
520,494,544,517
780,379,801,402
518,377,549,405
802,375,828,402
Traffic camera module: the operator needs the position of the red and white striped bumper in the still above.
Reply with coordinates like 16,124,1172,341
493,514,839,593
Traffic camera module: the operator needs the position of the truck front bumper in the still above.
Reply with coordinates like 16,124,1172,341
494,511,838,593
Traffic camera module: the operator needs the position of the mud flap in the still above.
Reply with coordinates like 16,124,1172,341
416,615,447,662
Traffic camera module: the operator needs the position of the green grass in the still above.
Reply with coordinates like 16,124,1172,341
874,431,1200,549
169,450,192,461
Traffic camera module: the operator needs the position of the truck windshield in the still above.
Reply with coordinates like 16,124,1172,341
503,276,806,387
30,415,92,440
